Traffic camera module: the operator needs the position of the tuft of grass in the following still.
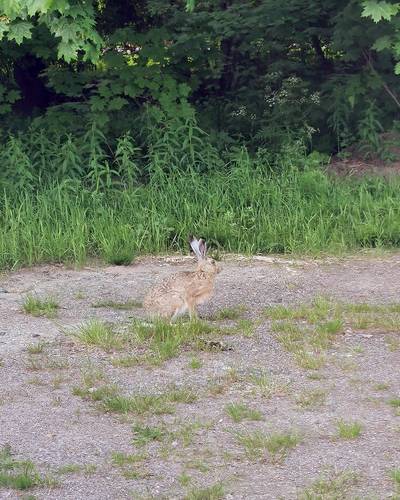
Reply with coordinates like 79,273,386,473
22,295,59,318
372,382,390,391
336,419,363,439
56,464,81,474
172,421,204,447
237,430,300,463
314,319,343,346
184,483,224,500
294,350,326,371
26,342,46,354
74,375,196,416
111,451,148,481
391,469,400,492
267,298,400,370
250,372,289,399
132,424,166,447
74,319,124,351
178,472,191,487
389,397,400,409
296,389,326,409
265,297,333,324
25,354,69,372
0,445,43,490
385,335,400,352
225,403,263,423
188,357,202,369
102,394,175,415
111,356,140,368
299,471,358,499
56,463,96,475
131,318,219,363
211,305,247,321
236,318,256,337
111,452,146,467
92,299,141,310
167,386,198,404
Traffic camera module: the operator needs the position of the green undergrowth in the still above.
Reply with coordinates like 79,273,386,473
73,376,198,416
2,151,400,269
0,445,54,491
265,297,400,370
22,295,59,319
130,318,226,364
74,317,236,364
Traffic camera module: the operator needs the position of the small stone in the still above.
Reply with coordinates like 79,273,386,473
0,331,6,336
32,333,40,338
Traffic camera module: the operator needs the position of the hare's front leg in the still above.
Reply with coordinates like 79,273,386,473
171,303,188,322
187,300,198,321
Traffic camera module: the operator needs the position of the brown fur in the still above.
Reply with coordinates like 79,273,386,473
143,238,219,320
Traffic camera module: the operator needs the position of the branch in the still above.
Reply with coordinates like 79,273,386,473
363,49,400,109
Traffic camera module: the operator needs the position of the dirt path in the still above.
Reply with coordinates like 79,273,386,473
0,255,399,499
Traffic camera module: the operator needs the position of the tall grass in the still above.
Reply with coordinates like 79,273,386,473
1,124,400,269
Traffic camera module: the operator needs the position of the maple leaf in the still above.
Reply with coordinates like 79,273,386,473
7,21,33,44
362,1,400,23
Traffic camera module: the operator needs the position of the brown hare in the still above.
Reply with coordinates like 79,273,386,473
143,236,220,321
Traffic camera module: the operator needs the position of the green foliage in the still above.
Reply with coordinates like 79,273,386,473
0,0,102,62
0,0,399,152
2,133,400,269
0,444,42,490
362,1,400,23
362,0,400,77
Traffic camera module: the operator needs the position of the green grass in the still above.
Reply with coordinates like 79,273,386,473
188,357,202,369
299,471,358,499
210,305,247,321
73,378,197,416
296,389,326,409
236,430,300,462
74,319,124,351
372,382,390,391
184,483,224,500
389,397,400,408
22,295,59,318
0,445,43,490
266,297,400,370
131,318,221,363
249,372,289,399
132,424,166,446
26,342,46,354
235,318,257,337
55,463,97,475
4,156,400,270
111,452,146,467
91,299,141,310
391,469,400,492
225,403,263,423
336,419,363,439
111,355,140,367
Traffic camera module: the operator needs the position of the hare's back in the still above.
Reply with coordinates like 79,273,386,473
143,271,194,308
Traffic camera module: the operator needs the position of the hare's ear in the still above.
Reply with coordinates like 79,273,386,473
189,235,202,260
199,238,207,258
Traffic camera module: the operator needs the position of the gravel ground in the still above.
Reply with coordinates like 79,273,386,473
0,254,399,499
